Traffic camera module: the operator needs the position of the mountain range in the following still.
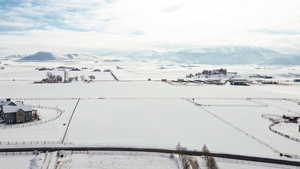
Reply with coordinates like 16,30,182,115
2,46,300,65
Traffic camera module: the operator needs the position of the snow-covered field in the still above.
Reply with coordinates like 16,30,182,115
195,98,300,157
59,152,179,169
66,99,275,157
0,154,44,169
0,61,299,168
0,99,76,143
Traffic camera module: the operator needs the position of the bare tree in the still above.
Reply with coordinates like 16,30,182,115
202,145,219,169
88,75,96,81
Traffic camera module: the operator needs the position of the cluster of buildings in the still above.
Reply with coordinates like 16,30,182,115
36,65,114,73
36,66,83,72
179,69,298,86
93,69,111,72
34,70,98,84
56,66,81,71
0,98,37,124
201,68,227,76
177,68,251,86
35,65,111,84
186,68,238,79
170,78,251,86
34,71,79,84
282,115,299,124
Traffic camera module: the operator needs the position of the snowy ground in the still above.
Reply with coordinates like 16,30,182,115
0,99,76,143
0,154,44,169
58,152,179,169
209,157,299,169
66,99,276,157
0,61,299,168
194,98,300,158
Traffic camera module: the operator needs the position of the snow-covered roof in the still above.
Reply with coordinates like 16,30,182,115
0,99,12,106
2,104,32,114
0,99,7,102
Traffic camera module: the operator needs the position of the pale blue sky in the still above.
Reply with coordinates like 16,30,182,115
1,0,300,54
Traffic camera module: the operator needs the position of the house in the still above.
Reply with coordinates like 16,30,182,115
176,79,186,82
260,80,278,85
93,69,101,72
103,69,111,72
204,79,224,85
282,115,299,123
0,98,15,106
249,74,273,79
229,79,250,86
70,68,80,71
0,98,36,124
230,81,249,86
35,67,54,71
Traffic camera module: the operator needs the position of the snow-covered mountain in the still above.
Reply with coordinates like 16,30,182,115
130,47,300,65
159,47,280,64
119,46,286,64
4,46,300,65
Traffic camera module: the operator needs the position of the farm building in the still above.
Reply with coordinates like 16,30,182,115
228,79,250,86
0,98,37,124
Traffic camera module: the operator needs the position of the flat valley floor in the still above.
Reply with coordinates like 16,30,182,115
0,62,299,169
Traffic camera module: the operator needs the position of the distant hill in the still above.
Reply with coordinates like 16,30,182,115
64,53,79,59
19,51,57,61
264,55,300,65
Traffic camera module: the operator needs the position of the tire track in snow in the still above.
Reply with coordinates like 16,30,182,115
183,98,300,160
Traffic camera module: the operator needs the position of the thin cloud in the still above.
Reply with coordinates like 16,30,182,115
1,0,300,54
254,29,300,36
129,30,145,36
161,3,183,13
0,0,115,32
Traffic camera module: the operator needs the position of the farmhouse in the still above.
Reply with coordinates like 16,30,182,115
0,98,37,124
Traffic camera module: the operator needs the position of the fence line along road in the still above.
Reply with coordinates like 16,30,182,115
0,146,299,167
10,97,299,101
61,98,80,144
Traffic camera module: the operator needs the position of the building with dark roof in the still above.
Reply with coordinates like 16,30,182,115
0,98,36,124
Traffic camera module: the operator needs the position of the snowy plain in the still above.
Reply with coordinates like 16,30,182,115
0,60,299,168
